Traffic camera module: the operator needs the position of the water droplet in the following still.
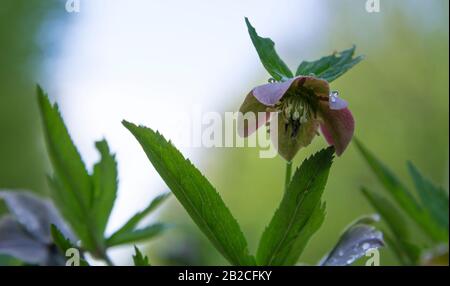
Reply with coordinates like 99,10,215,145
329,91,347,110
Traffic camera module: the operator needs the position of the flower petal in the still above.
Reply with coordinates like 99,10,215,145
319,106,355,156
0,190,76,244
238,76,330,139
238,92,272,137
272,113,320,161
252,78,296,106
252,76,330,106
300,76,330,97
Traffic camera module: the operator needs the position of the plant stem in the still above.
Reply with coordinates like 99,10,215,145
101,251,115,266
284,161,292,192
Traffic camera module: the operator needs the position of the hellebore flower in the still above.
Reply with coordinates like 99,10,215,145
239,76,354,161
0,190,76,265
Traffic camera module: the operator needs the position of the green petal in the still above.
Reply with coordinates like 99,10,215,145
273,113,320,161
238,91,271,137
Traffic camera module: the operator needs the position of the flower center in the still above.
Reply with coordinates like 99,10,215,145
274,87,319,138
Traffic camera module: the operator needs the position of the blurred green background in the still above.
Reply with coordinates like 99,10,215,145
0,0,448,266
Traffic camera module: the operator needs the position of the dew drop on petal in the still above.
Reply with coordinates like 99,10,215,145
329,91,348,110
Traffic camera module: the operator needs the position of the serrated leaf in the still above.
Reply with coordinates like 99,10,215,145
51,224,74,253
354,139,447,242
283,202,326,265
50,224,89,266
256,147,334,266
106,223,168,247
91,140,118,238
295,46,363,82
407,162,449,231
361,187,419,265
320,223,384,266
245,17,293,81
37,86,95,249
37,85,92,209
133,246,150,266
123,120,255,266
47,175,87,245
109,192,170,240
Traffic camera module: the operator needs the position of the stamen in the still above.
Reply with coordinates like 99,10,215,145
275,87,320,138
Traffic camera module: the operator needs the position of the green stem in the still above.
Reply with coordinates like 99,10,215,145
284,161,292,192
100,251,114,266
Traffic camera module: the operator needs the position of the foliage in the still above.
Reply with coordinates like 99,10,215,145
245,18,362,83
124,122,383,265
132,246,151,266
0,87,170,266
355,139,449,265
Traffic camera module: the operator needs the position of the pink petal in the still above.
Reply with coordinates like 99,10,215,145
238,91,273,137
301,76,330,97
252,76,330,106
252,78,296,106
239,76,330,138
319,107,355,156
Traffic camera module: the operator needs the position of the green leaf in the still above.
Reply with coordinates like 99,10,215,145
383,231,421,266
132,246,150,266
354,139,447,242
407,162,449,231
106,223,168,247
51,224,74,254
37,85,92,208
123,120,255,266
245,17,293,81
295,46,363,82
256,147,334,266
361,187,419,265
361,188,410,240
91,140,118,238
37,86,95,249
50,224,89,266
282,202,326,265
109,192,170,240
47,175,87,243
